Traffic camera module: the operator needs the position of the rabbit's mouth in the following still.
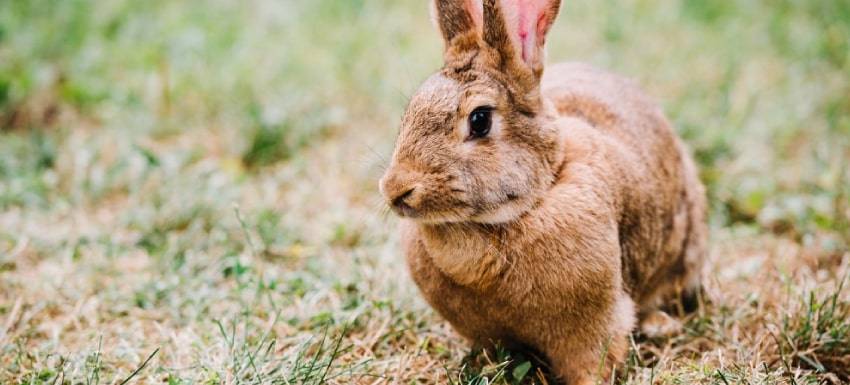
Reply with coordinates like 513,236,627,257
391,192,537,225
391,201,478,224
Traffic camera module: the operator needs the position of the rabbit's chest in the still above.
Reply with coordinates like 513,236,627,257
407,243,534,343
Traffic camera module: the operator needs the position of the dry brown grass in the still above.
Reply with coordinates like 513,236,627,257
1,0,848,384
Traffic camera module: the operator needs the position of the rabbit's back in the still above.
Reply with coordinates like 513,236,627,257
542,62,707,309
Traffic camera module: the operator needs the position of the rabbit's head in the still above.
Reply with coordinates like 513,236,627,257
381,0,564,224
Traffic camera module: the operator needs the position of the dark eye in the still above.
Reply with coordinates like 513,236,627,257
468,107,493,139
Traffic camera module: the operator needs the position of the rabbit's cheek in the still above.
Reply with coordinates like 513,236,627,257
470,196,536,224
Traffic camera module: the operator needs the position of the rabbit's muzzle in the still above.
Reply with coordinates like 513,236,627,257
380,165,424,218
379,163,474,223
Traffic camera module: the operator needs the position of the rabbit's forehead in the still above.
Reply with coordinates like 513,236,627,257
400,74,463,134
404,73,496,129
410,74,463,114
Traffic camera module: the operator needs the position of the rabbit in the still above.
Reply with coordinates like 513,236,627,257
378,0,708,383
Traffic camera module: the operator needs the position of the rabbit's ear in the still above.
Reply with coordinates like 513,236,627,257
482,0,561,76
431,0,483,48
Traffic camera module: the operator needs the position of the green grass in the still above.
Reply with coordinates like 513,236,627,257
0,0,848,383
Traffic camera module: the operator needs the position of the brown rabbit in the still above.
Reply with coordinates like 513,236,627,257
379,0,707,383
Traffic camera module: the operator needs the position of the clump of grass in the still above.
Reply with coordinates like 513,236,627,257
776,277,850,380
241,103,339,170
206,317,372,384
447,347,556,385
0,131,56,209
241,103,300,169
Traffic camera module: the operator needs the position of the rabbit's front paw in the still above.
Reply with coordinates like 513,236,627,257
639,310,683,338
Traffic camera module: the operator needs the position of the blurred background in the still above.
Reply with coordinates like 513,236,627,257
1,0,848,383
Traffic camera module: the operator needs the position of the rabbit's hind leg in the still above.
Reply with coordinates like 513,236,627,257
638,215,707,338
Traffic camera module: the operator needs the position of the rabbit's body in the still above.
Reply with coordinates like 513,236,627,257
380,1,706,383
541,62,706,308
402,62,706,383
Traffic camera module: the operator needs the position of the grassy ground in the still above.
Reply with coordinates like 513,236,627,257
1,0,848,383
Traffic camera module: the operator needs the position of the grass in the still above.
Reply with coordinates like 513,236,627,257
0,0,848,383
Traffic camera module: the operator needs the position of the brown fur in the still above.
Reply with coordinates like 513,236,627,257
380,1,707,383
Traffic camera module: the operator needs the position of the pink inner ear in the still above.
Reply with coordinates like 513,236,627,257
503,0,551,63
466,0,484,34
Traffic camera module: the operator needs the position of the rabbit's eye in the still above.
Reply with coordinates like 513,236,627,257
468,107,493,139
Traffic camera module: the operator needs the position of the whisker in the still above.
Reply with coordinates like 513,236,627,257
363,142,390,168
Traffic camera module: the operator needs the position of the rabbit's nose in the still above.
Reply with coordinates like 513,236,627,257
379,169,420,217
390,188,416,213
